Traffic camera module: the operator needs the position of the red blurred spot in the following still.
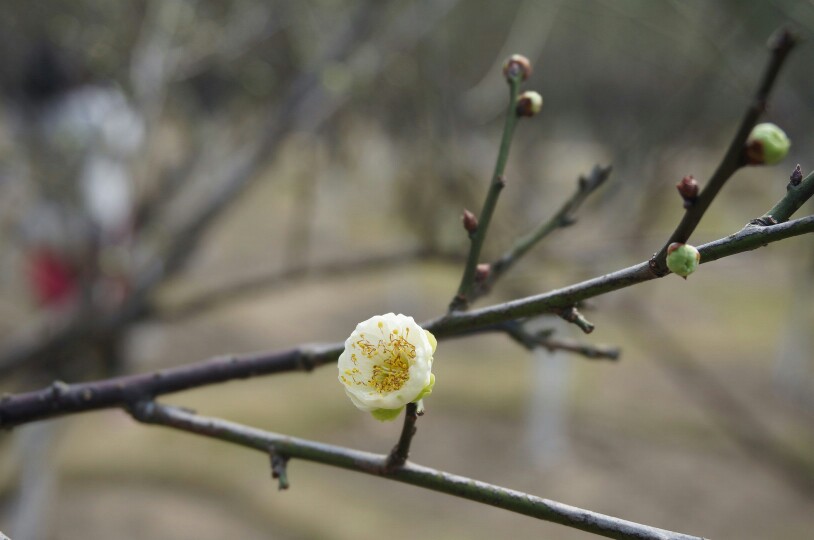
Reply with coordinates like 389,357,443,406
27,249,78,308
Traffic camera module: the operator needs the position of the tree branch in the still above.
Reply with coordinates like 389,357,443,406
128,401,706,540
450,73,523,312
432,214,814,338
2,214,811,428
499,321,619,360
762,166,814,223
650,28,797,275
476,165,612,299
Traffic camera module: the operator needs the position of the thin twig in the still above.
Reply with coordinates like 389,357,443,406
2,214,811,428
476,165,612,299
431,215,814,338
500,322,619,360
650,28,797,275
269,448,290,491
385,402,419,472
762,166,814,223
450,73,523,312
129,402,706,540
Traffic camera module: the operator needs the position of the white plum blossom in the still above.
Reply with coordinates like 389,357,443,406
338,313,436,421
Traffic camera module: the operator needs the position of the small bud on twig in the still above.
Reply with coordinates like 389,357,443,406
666,242,701,279
676,175,699,208
516,91,543,117
745,123,790,165
502,54,532,82
474,263,491,284
462,209,478,235
789,164,803,188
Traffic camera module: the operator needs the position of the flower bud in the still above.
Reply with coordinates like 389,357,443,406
474,263,491,283
462,209,478,234
502,54,532,82
676,175,699,208
789,164,803,187
516,91,543,117
666,243,701,279
746,123,790,165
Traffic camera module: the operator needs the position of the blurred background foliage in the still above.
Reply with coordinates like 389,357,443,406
0,1,813,539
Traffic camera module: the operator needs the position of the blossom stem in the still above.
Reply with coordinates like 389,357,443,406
450,74,523,312
130,401,705,540
385,402,419,471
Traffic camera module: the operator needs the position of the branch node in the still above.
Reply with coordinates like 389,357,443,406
50,380,70,399
128,399,157,422
269,448,291,490
749,216,778,226
474,263,491,284
449,294,469,312
559,307,595,334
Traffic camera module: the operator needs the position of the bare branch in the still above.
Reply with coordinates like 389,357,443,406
128,402,706,540
499,321,619,361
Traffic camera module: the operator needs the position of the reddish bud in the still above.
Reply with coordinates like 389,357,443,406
474,263,491,283
676,175,699,208
502,54,532,82
790,164,803,187
462,209,478,234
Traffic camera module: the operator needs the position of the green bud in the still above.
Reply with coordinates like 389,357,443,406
746,123,790,165
666,243,701,279
371,407,403,422
516,91,543,117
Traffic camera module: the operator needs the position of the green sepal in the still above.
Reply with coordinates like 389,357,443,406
371,407,404,422
413,373,435,403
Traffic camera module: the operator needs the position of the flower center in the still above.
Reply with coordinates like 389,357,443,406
347,327,416,394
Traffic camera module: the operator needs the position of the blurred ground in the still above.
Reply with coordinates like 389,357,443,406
1,1,814,539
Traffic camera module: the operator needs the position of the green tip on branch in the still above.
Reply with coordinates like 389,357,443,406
746,123,790,165
666,243,701,279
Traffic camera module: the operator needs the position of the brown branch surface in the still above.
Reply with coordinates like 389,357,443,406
129,402,706,540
